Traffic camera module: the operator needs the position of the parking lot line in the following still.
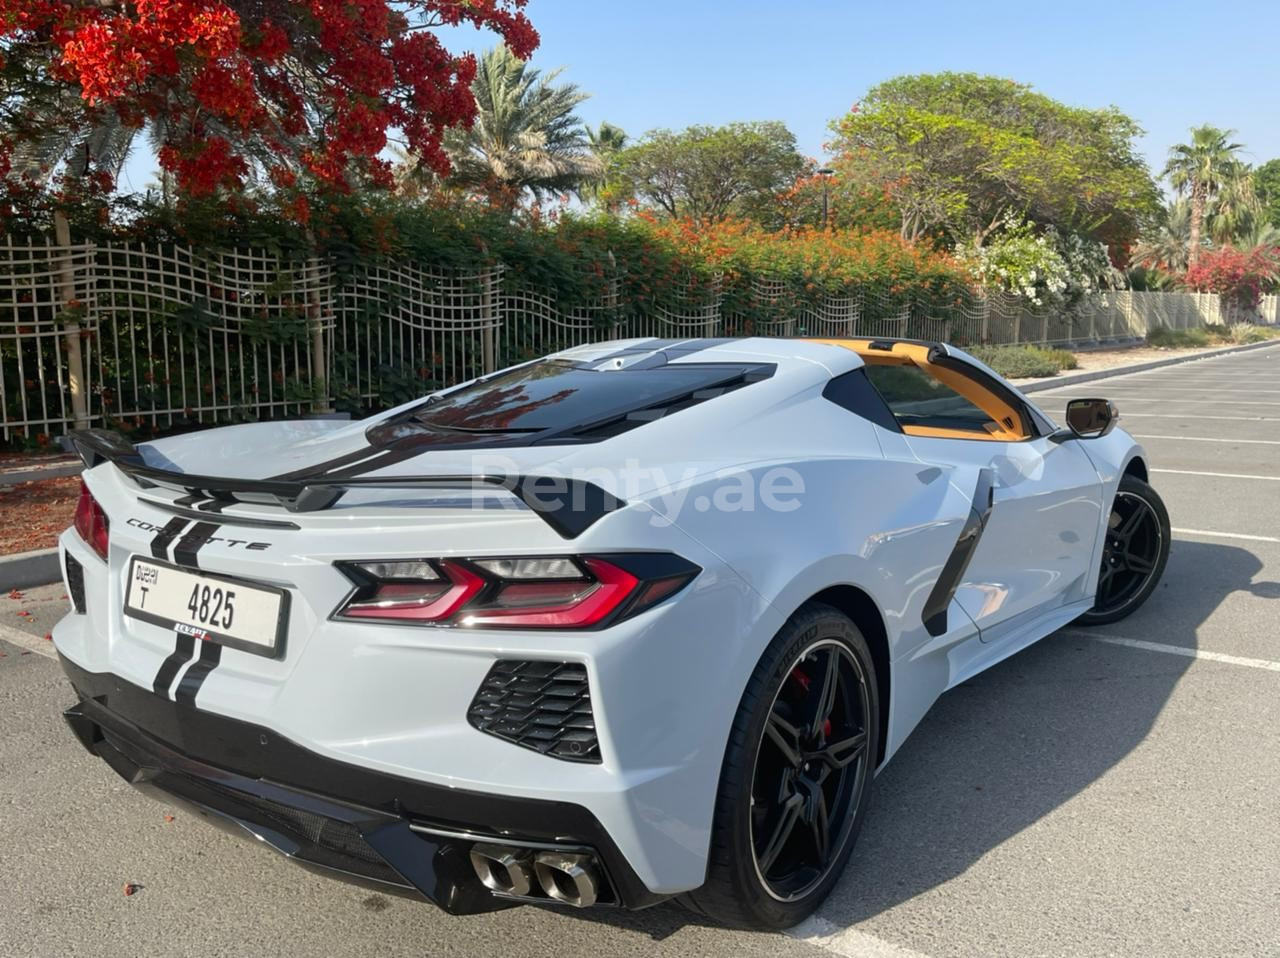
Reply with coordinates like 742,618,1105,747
1152,467,1280,481
1172,527,1280,543
1062,631,1280,673
788,915,931,958
0,623,56,659
1117,413,1280,422
1134,434,1280,445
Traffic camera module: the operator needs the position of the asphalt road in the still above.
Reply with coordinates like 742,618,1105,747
2,345,1279,958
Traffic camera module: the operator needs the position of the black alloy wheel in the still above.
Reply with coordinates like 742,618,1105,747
682,604,879,929
1078,474,1171,625
750,640,871,902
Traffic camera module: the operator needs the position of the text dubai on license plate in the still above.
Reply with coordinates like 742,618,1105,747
123,557,289,657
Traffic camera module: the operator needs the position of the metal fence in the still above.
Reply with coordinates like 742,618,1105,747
2,237,1272,441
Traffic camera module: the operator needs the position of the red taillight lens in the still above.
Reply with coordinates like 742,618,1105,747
73,481,109,560
459,558,638,629
334,554,698,630
337,560,484,622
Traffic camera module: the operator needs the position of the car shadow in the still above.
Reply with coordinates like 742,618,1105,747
558,538,1277,938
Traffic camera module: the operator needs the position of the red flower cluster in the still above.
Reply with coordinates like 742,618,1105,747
0,0,538,201
1183,246,1280,312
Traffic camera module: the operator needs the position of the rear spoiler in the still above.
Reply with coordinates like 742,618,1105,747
67,429,625,540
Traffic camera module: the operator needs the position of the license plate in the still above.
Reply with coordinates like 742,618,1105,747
123,557,289,658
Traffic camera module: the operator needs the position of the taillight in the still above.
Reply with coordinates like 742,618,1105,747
73,481,109,560
334,554,699,629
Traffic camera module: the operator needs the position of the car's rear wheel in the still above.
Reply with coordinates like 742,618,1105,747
1076,474,1170,625
682,603,879,929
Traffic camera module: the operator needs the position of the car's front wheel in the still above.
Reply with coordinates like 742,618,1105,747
1076,474,1171,625
682,603,879,929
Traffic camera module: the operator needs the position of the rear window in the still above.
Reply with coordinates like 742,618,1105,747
414,360,754,433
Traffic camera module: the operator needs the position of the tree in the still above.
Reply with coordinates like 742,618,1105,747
1131,199,1194,273
1163,126,1247,267
583,122,627,205
1204,160,1260,246
828,73,1158,249
0,0,538,205
611,122,805,226
442,45,601,207
587,122,628,160
1253,159,1280,232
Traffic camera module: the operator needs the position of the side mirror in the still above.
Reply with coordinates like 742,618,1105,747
1064,398,1118,439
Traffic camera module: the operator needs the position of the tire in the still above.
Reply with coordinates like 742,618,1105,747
681,602,880,929
1076,474,1170,626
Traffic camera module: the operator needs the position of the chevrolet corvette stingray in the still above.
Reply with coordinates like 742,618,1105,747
53,336,1169,929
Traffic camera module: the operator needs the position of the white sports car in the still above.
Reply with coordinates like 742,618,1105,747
54,336,1169,929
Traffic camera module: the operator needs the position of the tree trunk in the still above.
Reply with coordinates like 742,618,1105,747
54,211,91,429
1188,185,1206,268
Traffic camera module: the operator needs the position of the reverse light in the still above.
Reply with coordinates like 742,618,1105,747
334,553,700,629
73,481,109,560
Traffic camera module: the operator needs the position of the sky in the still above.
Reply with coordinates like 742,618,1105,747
117,0,1280,195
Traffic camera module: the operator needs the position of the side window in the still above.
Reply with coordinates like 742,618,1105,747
863,364,1000,436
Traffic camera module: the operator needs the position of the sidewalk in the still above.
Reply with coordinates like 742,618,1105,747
1012,337,1280,393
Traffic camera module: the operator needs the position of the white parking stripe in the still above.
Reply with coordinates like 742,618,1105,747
1134,434,1280,445
1173,527,1280,543
788,916,932,958
1061,631,1280,673
1116,413,1280,421
1054,398,1280,406
1153,468,1280,481
0,623,57,659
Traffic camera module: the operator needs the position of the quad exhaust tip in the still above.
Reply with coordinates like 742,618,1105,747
533,851,599,908
468,843,600,908
469,843,536,898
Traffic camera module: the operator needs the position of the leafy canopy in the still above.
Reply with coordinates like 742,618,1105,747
829,73,1158,248
1250,158,1280,232
0,0,538,204
610,121,805,227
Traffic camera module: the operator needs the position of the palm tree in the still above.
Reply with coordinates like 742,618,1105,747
583,122,626,203
443,46,602,207
1233,220,1280,253
587,122,627,160
1131,199,1193,273
1163,125,1247,266
1206,160,1261,246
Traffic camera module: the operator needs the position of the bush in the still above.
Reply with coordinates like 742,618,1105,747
1226,323,1280,344
1146,326,1215,348
967,345,1079,379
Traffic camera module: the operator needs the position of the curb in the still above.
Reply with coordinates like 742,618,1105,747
0,462,83,487
0,548,61,592
1016,338,1280,394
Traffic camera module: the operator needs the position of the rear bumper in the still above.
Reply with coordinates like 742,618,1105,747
59,654,665,913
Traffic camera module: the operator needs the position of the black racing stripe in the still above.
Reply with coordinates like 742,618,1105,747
152,633,196,695
172,521,220,570
270,443,381,481
149,517,190,560
174,641,222,705
586,338,677,363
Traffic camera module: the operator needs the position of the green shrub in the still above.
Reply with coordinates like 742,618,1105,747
1146,326,1215,348
967,344,1078,379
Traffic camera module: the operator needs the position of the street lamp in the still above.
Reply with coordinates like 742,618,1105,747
817,167,834,229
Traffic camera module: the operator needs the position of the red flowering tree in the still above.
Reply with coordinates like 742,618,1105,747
0,0,538,210
1183,245,1280,318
